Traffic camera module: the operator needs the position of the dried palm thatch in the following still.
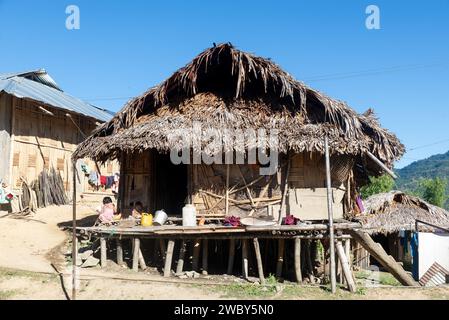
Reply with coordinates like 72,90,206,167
356,191,449,234
73,43,404,173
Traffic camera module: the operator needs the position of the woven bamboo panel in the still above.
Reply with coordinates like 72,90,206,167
28,154,37,168
57,158,65,171
12,153,20,167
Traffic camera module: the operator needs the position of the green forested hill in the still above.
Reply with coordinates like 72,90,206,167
395,151,449,208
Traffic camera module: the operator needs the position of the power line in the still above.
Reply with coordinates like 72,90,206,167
303,62,448,82
408,139,449,151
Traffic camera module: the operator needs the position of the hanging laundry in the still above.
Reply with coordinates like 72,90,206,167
88,171,99,186
356,196,365,213
100,175,107,186
106,176,114,188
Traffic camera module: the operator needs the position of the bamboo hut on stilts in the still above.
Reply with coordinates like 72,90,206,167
71,43,408,297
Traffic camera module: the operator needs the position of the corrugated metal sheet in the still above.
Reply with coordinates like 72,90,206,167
0,72,113,122
0,69,61,91
419,262,449,287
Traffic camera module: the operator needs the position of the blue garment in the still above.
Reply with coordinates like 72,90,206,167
411,232,419,280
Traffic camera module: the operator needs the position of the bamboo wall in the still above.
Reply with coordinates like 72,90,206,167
2,95,118,195
119,151,354,220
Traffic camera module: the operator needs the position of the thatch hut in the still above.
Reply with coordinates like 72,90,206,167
73,43,404,221
355,191,449,275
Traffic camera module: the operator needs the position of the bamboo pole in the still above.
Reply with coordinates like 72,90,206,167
176,240,186,275
366,151,398,179
225,165,230,216
242,239,249,279
253,238,265,285
116,239,123,266
71,161,77,300
336,241,357,292
164,240,175,277
100,237,107,268
276,239,285,278
294,237,302,283
132,238,140,272
202,239,209,275
138,249,147,270
192,239,201,272
324,136,337,293
227,239,235,275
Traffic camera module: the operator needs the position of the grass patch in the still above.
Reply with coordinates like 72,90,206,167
0,290,19,300
0,267,57,283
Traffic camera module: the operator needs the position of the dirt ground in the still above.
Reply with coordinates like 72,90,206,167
0,204,448,300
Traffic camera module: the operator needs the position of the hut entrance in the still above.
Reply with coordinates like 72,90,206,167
153,153,187,216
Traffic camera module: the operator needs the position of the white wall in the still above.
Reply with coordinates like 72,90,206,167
418,232,449,279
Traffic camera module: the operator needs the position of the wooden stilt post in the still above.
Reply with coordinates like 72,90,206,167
116,239,123,266
71,161,77,300
138,249,147,270
164,240,175,277
336,241,357,292
294,237,302,283
202,239,209,275
276,239,285,279
253,238,265,284
344,239,351,285
225,165,230,216
176,240,187,275
132,238,140,272
192,239,201,272
242,239,249,279
324,136,337,293
159,239,167,264
100,237,107,268
227,239,235,275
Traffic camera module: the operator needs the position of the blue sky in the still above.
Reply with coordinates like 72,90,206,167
0,0,448,168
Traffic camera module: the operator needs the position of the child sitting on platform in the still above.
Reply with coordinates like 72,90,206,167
131,201,144,219
96,196,116,224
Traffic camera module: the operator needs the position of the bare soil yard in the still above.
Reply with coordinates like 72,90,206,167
0,205,448,300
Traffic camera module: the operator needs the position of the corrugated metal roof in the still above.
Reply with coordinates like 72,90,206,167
0,69,61,91
0,71,113,122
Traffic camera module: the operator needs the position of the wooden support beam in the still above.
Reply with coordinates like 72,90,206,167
116,239,123,266
100,237,107,268
276,239,285,278
344,239,352,285
324,136,337,293
253,238,265,285
366,151,398,179
192,239,201,272
227,239,235,275
132,238,140,272
294,237,302,283
176,240,186,275
349,230,418,286
242,239,249,279
202,239,209,275
164,240,175,277
225,165,230,216
336,241,357,292
138,249,147,270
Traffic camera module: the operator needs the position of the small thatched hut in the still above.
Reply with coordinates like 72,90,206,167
355,191,449,273
73,43,404,221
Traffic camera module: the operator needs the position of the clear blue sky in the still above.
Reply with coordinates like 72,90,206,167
1,0,448,168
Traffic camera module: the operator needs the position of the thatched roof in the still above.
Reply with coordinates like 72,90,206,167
356,191,449,235
73,43,404,170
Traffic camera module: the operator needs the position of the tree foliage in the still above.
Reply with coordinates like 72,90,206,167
360,175,395,199
419,178,447,207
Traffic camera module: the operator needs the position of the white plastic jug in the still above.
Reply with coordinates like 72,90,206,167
182,204,197,227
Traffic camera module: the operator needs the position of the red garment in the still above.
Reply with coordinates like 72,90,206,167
100,175,107,186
